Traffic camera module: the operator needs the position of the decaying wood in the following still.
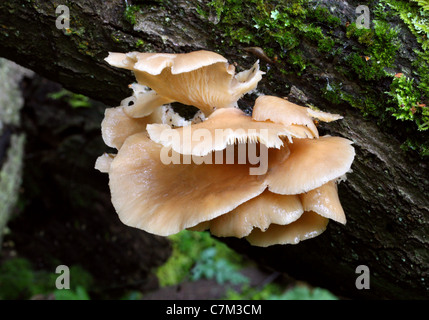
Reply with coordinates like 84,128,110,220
0,0,428,299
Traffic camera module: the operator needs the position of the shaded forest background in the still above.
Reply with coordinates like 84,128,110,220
0,0,428,299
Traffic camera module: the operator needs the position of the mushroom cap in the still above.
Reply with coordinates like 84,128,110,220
209,190,304,238
147,107,300,157
101,104,192,150
120,84,174,118
307,108,343,122
108,133,267,236
101,106,155,150
105,51,264,116
252,96,320,138
95,153,115,173
252,96,343,139
266,136,355,195
106,51,228,75
300,180,346,224
245,211,329,247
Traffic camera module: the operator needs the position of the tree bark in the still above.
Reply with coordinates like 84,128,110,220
1,0,428,299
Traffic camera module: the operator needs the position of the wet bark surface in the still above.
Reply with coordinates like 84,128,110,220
1,0,428,299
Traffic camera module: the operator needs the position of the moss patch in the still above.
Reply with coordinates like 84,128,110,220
199,0,429,157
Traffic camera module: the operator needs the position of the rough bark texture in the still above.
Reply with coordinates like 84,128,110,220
1,0,428,299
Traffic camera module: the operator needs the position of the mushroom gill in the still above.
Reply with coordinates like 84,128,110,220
204,191,304,238
147,107,303,157
245,211,329,247
189,180,346,244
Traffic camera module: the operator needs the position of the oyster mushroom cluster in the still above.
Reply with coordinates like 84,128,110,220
96,50,355,247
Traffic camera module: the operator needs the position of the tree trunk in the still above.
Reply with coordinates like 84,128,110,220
0,59,29,246
1,0,428,299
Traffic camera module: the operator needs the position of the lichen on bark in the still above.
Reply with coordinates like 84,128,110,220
0,58,30,247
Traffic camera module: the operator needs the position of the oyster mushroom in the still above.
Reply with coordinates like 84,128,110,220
252,95,343,138
105,133,267,236
105,50,264,117
97,50,356,246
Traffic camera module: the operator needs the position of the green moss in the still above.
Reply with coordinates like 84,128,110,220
344,20,400,81
386,75,429,131
135,39,145,48
0,258,93,299
155,230,245,287
206,0,340,71
321,80,344,105
124,5,141,25
287,50,309,74
307,6,341,29
202,0,428,157
47,89,91,108
400,137,429,156
383,0,429,50
318,36,335,53
225,283,338,300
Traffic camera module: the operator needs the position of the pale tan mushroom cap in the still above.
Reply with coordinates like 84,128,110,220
147,108,301,157
266,136,355,195
106,51,228,75
300,180,346,224
252,96,343,138
120,83,174,118
94,153,115,173
245,211,329,247
208,191,304,238
108,133,267,236
307,108,343,122
101,104,194,150
101,106,156,149
252,96,319,138
105,51,264,116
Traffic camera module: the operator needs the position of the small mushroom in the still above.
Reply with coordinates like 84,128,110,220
107,133,267,236
245,211,329,247
105,50,264,117
252,96,343,138
266,136,355,195
147,107,303,157
119,83,174,118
